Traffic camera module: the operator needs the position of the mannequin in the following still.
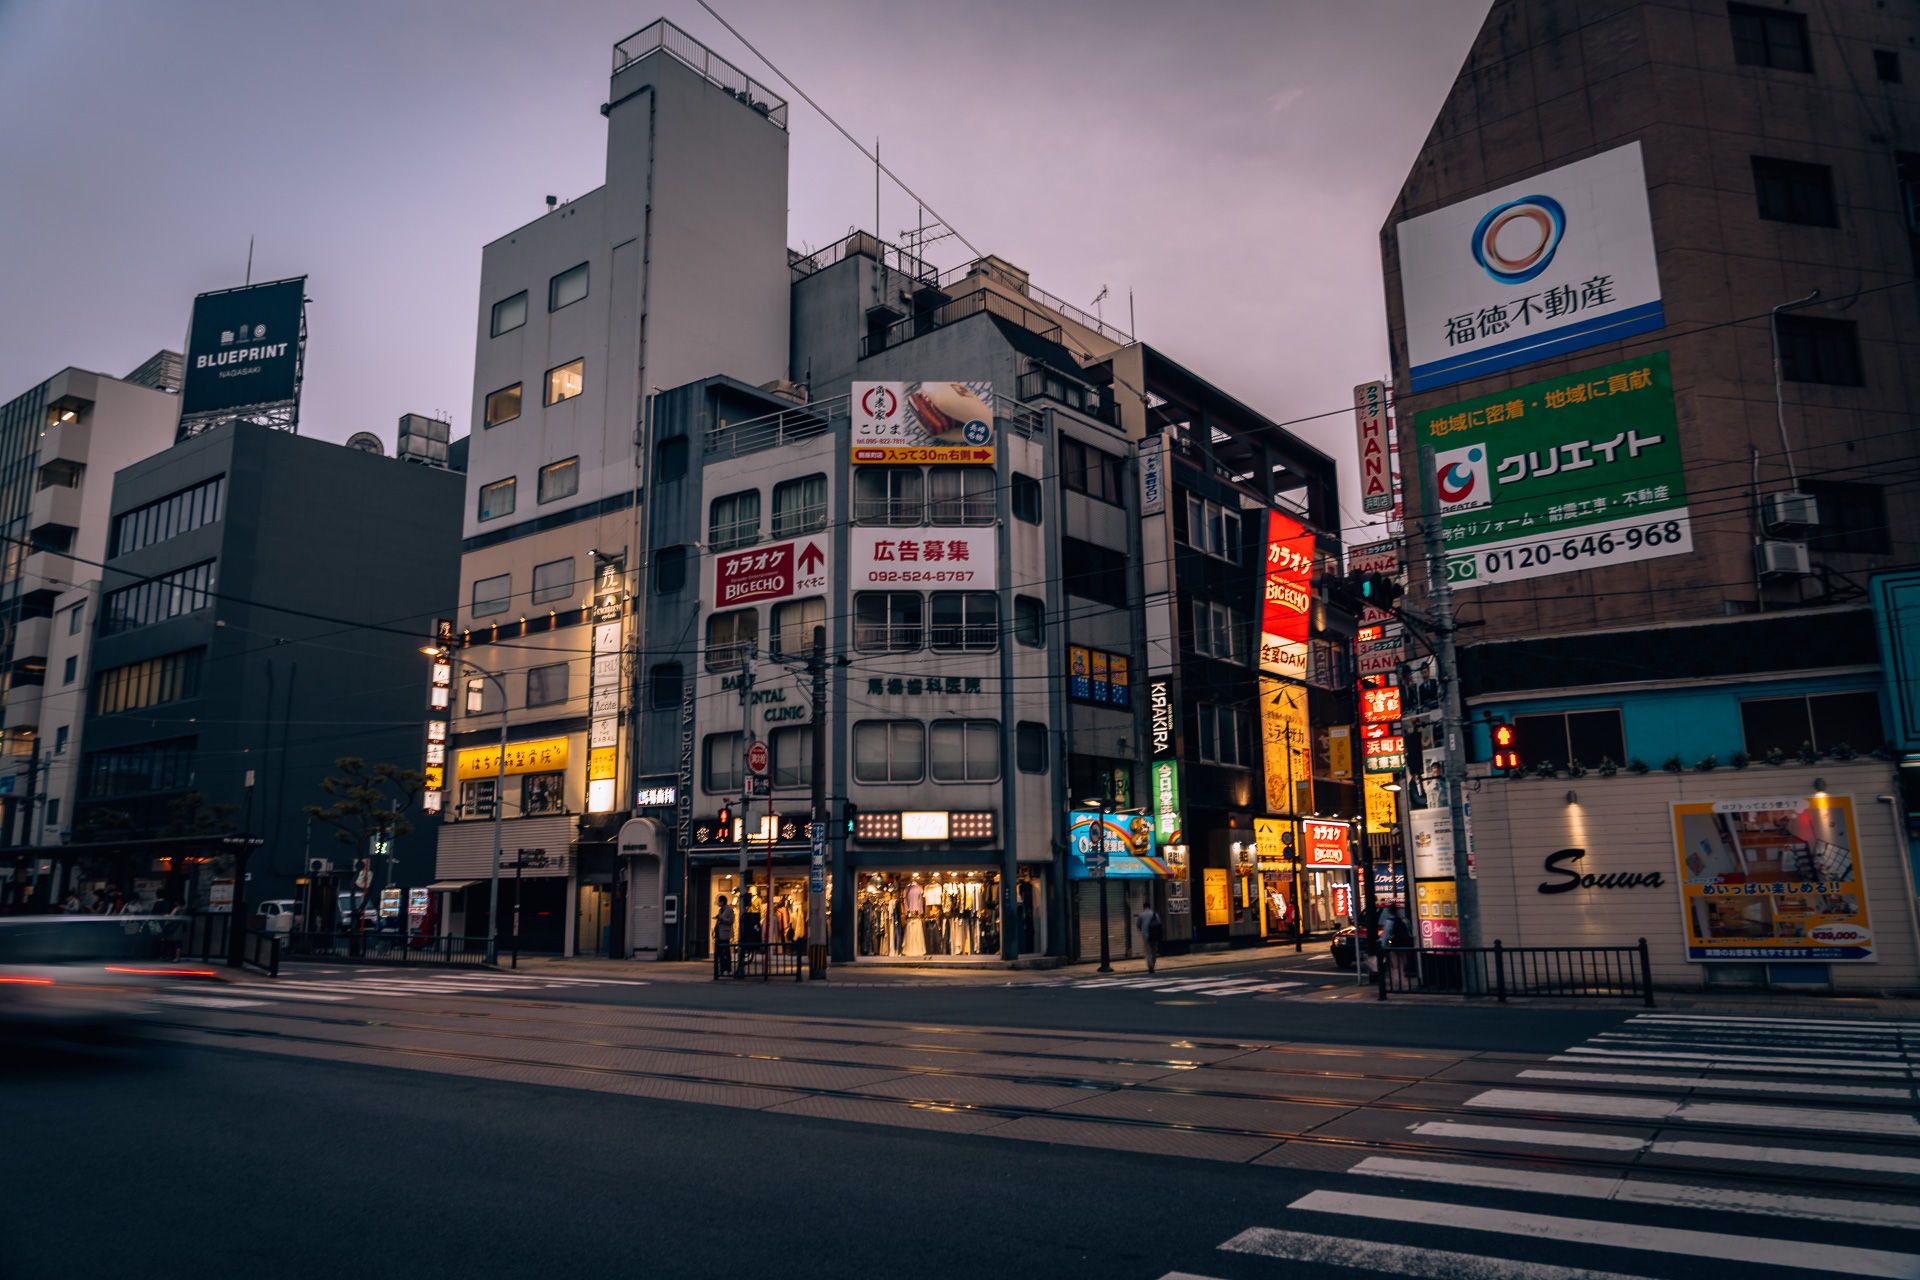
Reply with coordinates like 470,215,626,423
902,877,926,956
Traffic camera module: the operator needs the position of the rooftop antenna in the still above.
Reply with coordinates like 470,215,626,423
1091,284,1108,322
875,137,881,249
245,235,254,286
546,195,558,211
1129,289,1136,340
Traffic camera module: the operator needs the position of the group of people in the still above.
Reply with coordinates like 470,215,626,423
58,889,175,916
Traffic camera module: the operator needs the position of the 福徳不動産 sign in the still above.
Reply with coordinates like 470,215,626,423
1417,351,1690,590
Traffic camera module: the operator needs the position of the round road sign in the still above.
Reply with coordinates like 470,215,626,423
747,740,769,776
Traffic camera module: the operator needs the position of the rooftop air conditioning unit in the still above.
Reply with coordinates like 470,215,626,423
1762,491,1819,535
1754,540,1811,579
307,858,335,876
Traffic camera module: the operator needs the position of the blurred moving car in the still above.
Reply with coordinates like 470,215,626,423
0,916,219,1042
258,900,298,940
1330,926,1364,970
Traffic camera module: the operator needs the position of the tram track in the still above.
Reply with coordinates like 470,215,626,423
153,1001,1920,1198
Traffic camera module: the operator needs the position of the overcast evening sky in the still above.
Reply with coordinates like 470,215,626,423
0,0,1489,536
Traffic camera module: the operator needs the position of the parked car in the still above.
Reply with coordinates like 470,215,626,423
1330,926,1364,970
258,900,298,939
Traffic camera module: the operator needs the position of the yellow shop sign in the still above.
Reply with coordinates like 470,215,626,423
457,737,570,779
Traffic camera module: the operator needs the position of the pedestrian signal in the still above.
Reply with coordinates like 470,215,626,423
1490,721,1521,773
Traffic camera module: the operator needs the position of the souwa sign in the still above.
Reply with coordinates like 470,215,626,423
1536,848,1666,894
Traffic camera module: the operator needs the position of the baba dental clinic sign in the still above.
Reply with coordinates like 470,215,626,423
1397,141,1664,393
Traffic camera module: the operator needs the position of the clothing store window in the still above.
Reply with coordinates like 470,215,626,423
703,732,744,793
929,592,996,650
708,869,811,952
772,473,827,537
853,719,924,782
854,592,921,651
857,870,1001,958
771,725,813,788
706,609,757,670
771,597,824,658
1017,721,1049,774
930,719,1000,782
521,771,564,815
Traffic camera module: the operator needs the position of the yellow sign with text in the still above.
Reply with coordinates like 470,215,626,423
1202,868,1231,925
588,747,618,782
1365,772,1398,829
1261,677,1313,815
457,737,570,779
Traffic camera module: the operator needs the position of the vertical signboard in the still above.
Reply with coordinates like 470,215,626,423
1418,351,1691,590
588,555,626,814
1396,141,1664,392
1259,510,1314,681
1355,381,1392,514
1137,435,1165,516
1670,794,1872,963
1262,679,1313,816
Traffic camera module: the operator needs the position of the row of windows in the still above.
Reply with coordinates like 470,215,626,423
1059,437,1126,506
1499,692,1883,770
111,476,224,559
472,556,577,617
477,457,578,524
1727,3,1903,82
82,736,195,800
702,719,1030,792
703,593,1046,668
457,771,565,820
488,262,589,339
1182,495,1245,563
853,466,996,527
102,561,216,635
484,357,583,429
92,649,203,717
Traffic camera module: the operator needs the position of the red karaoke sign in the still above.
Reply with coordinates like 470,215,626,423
714,537,829,606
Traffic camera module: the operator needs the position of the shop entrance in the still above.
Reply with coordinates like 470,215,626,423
576,883,612,957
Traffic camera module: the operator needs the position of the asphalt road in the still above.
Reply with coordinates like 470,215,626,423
4,967,1914,1280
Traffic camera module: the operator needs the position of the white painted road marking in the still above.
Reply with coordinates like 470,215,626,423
1408,1121,1645,1151
1217,1227,1662,1280
1465,1088,1920,1136
1516,1068,1912,1100
1288,1190,1920,1278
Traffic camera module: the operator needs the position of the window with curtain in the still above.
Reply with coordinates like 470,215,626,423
709,490,760,550
930,720,1000,782
531,558,574,605
771,597,824,658
773,474,828,537
853,466,922,524
772,726,813,788
704,732,744,792
706,609,758,669
853,720,925,783
928,466,995,524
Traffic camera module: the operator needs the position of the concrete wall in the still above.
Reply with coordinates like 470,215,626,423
1467,757,1919,993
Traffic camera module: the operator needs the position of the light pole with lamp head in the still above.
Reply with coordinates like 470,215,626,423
424,645,508,963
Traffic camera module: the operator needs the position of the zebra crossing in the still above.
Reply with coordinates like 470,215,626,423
156,968,649,1008
1065,969,1312,998
1160,1011,1920,1280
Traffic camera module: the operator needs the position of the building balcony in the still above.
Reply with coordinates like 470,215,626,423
29,484,82,542
702,398,836,460
1017,367,1119,427
38,419,91,468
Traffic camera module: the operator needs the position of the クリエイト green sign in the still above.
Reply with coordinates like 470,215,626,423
1417,351,1690,589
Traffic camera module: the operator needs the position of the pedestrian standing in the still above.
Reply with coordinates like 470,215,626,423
714,894,735,975
1135,902,1161,974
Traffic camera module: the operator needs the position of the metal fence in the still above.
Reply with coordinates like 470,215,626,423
1375,938,1653,1006
713,941,805,982
184,913,280,977
282,931,495,967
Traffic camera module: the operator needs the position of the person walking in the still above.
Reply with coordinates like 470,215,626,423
1379,905,1413,984
1135,901,1162,974
714,894,735,976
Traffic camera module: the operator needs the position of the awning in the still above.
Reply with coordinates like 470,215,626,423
423,881,479,891
1066,852,1176,880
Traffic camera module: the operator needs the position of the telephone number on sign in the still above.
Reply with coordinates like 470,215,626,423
861,569,977,584
1446,511,1692,587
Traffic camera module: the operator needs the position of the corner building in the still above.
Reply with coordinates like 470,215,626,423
434,20,1349,963
1381,0,1920,992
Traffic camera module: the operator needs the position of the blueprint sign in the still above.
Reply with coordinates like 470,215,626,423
1397,142,1664,392
1417,352,1690,590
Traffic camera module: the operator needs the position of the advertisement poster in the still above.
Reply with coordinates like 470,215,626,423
1365,773,1398,829
1067,811,1166,879
1396,141,1664,392
1151,759,1182,846
1260,510,1314,680
1670,794,1873,963
852,380,995,463
1262,677,1313,815
1416,879,1459,947
1202,868,1231,926
714,537,829,606
1303,819,1352,868
1329,725,1352,779
850,527,995,589
1418,351,1690,590
1409,807,1455,878
458,736,569,778
181,277,307,415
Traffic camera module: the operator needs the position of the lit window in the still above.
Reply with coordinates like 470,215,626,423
531,558,574,605
472,573,511,617
545,360,584,406
485,384,522,428
537,457,579,504
478,476,516,522
549,262,589,311
521,771,564,815
490,291,527,337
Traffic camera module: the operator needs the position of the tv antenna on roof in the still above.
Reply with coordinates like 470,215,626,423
1091,284,1109,322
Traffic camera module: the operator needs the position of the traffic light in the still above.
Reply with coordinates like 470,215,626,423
843,801,859,836
717,803,732,833
1490,720,1522,774
1351,571,1403,611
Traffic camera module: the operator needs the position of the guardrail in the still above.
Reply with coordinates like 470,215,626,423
1375,938,1653,1006
282,931,495,967
713,940,805,982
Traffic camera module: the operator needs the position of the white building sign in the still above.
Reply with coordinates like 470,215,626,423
850,527,996,589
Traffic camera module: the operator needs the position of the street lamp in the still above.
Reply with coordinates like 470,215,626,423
425,646,508,963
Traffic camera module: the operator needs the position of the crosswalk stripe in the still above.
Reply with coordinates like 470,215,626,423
1217,1227,1660,1280
1408,1121,1644,1151
1650,1138,1920,1177
1592,1033,1906,1057
1549,1053,1910,1077
1288,1190,1920,1278
1465,1088,1920,1136
1554,1046,1911,1073
1630,1013,1919,1031
1347,1156,1919,1230
1517,1069,1913,1099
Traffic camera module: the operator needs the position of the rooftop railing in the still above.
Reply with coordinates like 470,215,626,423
704,396,842,459
861,289,1063,359
936,260,1132,347
613,19,789,129
789,232,937,284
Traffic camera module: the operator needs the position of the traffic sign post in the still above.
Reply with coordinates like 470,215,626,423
747,740,769,777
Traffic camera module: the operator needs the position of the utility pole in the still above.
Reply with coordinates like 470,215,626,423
808,625,828,979
735,653,754,976
1416,445,1480,951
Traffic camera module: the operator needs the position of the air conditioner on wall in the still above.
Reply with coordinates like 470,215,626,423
1762,491,1820,534
307,859,334,875
1754,540,1811,578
